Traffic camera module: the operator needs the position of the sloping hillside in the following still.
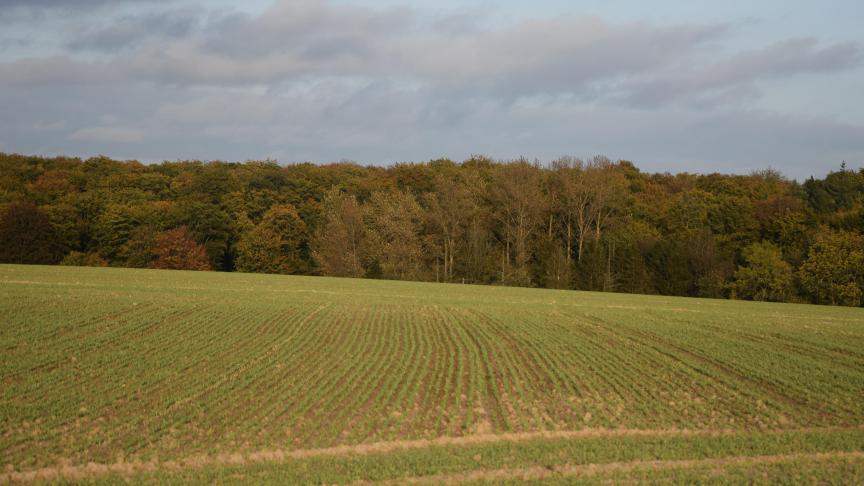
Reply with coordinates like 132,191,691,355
2,265,863,484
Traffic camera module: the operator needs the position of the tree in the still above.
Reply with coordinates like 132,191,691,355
709,194,759,248
8,150,864,306
551,157,593,265
312,188,366,278
798,229,864,306
575,160,632,291
585,157,629,242
553,157,629,267
118,225,159,268
43,202,83,257
0,202,63,264
667,189,715,234
364,189,426,281
170,201,236,270
148,227,211,271
260,205,308,264
423,174,471,282
28,169,76,204
760,200,810,266
731,241,793,302
235,226,291,274
235,204,307,274
93,203,140,261
598,219,659,295
804,167,864,214
490,160,544,286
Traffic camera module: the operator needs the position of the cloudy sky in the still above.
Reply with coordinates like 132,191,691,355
1,0,862,178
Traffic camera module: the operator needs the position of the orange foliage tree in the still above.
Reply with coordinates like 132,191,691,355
148,226,211,271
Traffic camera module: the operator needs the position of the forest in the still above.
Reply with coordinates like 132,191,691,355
1,152,863,307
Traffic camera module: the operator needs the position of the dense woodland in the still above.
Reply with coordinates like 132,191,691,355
1,152,863,306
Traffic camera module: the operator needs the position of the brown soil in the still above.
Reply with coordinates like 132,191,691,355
366,450,864,485
2,426,862,484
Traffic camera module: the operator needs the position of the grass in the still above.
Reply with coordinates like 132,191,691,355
1,264,863,484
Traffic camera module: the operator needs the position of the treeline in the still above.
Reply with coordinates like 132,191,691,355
1,152,863,306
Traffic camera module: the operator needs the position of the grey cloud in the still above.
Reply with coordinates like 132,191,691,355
657,111,864,177
0,56,116,85
67,8,203,52
727,38,861,75
452,101,864,179
0,36,30,47
4,73,861,179
189,0,414,68
68,126,145,143
622,38,862,107
401,20,726,89
4,0,722,91
0,0,179,24
0,0,174,7
1,0,862,178
4,0,858,106
119,7,729,92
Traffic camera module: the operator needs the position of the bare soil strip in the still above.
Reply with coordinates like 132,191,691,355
367,451,864,485
2,426,862,484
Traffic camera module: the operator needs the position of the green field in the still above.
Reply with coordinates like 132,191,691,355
2,265,864,484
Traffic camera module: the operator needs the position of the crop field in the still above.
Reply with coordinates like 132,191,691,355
2,264,864,484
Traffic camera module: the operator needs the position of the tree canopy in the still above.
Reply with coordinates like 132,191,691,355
2,151,863,306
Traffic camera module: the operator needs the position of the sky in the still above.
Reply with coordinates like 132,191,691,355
0,0,862,179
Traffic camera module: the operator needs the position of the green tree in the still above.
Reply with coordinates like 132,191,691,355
798,229,864,306
709,194,759,248
667,189,715,234
804,167,864,214
235,204,307,274
731,241,793,302
93,203,140,261
235,227,289,274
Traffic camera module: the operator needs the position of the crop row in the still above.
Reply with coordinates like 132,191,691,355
2,265,864,471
